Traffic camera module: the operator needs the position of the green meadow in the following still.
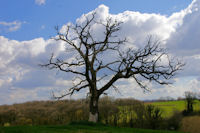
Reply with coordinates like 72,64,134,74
148,100,200,117
0,124,183,133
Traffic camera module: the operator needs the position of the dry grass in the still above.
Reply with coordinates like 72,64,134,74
180,116,200,133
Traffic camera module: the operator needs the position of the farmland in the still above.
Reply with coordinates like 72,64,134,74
147,100,200,117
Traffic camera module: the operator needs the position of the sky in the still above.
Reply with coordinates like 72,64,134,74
0,0,200,105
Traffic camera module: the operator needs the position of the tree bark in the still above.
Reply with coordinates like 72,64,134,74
88,95,99,123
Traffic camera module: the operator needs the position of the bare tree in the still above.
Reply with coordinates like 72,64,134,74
41,13,184,122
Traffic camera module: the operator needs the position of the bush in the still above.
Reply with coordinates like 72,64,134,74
130,101,145,128
16,117,33,125
144,105,163,129
99,96,119,125
165,111,183,130
3,122,10,127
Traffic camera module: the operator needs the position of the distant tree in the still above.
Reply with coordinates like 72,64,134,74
159,96,174,101
185,91,197,113
198,93,200,111
197,93,200,101
177,97,184,101
41,13,184,122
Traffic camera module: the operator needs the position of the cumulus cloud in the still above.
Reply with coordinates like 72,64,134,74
165,0,200,78
0,21,25,32
35,0,46,5
167,0,200,55
0,35,71,104
74,5,178,45
0,0,200,104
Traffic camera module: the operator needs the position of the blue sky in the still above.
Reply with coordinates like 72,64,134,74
0,0,200,105
0,0,192,41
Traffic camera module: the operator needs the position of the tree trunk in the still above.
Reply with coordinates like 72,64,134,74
88,96,99,123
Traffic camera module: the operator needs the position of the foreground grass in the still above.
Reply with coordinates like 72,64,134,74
0,123,183,133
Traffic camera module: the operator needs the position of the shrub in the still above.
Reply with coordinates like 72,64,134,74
99,96,119,125
144,105,163,129
131,101,145,128
165,111,183,130
3,122,10,127
16,117,33,125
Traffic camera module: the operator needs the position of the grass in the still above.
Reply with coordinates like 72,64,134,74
147,100,200,117
181,116,200,133
0,123,183,133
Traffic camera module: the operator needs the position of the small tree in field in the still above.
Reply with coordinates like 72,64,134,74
41,13,184,122
185,91,197,113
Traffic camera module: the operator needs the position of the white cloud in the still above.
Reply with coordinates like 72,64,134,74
0,21,25,32
1,0,200,104
35,0,46,5
167,0,200,55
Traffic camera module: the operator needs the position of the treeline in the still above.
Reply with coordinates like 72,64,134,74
0,97,182,130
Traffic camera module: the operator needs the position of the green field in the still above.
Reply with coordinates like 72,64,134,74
148,100,200,117
0,124,183,133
